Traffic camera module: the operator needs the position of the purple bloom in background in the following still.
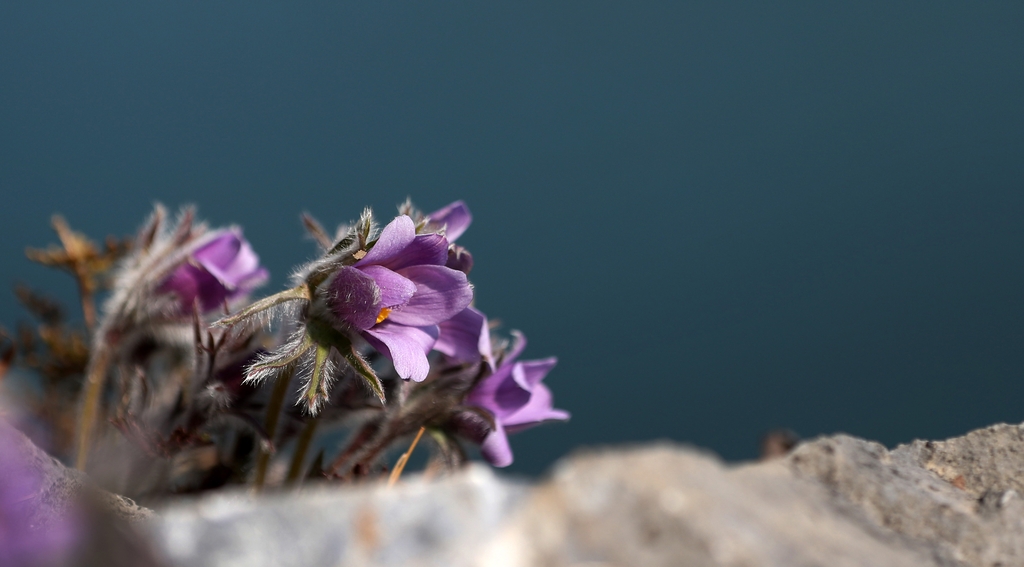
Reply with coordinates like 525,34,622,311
466,333,569,467
160,228,268,313
0,422,77,567
427,201,474,274
326,215,473,381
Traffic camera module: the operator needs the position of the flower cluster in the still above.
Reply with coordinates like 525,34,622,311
14,198,567,501
222,200,568,471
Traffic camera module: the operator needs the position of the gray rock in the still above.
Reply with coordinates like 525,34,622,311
141,423,1024,567
153,466,526,567
790,427,1024,567
485,444,942,567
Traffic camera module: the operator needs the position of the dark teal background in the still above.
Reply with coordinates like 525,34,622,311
2,2,1023,474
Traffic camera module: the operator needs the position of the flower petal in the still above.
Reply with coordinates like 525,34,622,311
379,233,449,271
512,357,557,391
428,200,472,242
465,359,515,411
363,322,438,381
193,231,242,272
480,420,513,467
356,215,415,267
357,265,416,308
504,383,570,432
327,266,381,331
160,263,228,312
387,265,473,326
194,230,265,290
435,307,494,368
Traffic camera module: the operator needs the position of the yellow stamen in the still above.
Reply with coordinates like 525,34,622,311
376,307,391,324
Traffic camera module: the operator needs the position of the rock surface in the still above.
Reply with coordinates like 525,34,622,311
142,423,1024,567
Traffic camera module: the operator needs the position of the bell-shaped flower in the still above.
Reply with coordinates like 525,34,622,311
465,333,569,467
159,228,268,313
324,215,473,381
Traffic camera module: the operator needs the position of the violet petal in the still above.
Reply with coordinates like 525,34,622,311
387,265,473,326
428,200,472,242
206,241,266,290
504,383,570,432
435,307,493,368
356,215,416,267
512,357,557,391
379,233,449,271
363,322,438,382
480,420,513,467
358,265,416,308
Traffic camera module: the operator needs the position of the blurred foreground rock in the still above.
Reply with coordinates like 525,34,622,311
0,419,152,526
144,423,1024,567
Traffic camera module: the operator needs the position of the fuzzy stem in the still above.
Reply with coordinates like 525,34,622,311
387,426,426,488
252,368,293,490
285,418,318,485
74,345,113,470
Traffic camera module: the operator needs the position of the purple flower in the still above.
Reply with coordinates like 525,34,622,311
326,215,473,381
465,333,569,467
159,228,268,313
0,422,77,567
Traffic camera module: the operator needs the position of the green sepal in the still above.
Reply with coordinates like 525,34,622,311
305,316,386,405
342,343,386,405
303,342,332,411
248,332,314,377
214,284,310,328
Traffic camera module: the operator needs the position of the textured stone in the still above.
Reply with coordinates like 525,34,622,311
484,444,941,567
790,427,1024,567
141,423,1024,567
153,466,526,567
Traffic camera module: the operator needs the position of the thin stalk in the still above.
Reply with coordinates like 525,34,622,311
387,426,426,488
252,368,293,490
285,418,319,485
74,346,112,469
78,284,97,333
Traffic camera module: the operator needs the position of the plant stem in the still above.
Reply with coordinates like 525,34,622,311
285,418,318,485
78,284,97,333
387,426,426,488
74,346,112,470
252,368,293,490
